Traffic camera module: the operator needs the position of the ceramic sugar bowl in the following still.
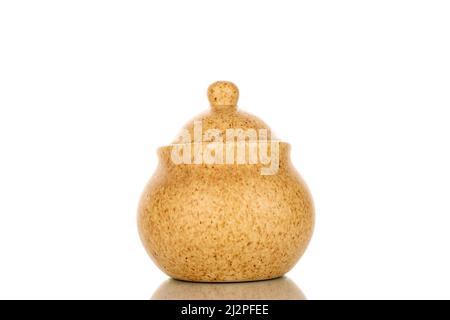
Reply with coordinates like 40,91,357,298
138,81,314,282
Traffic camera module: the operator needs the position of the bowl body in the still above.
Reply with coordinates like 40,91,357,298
138,142,314,282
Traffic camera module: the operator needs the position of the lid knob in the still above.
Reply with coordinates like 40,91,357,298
207,81,239,111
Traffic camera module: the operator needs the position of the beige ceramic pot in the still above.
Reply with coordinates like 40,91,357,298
138,81,314,282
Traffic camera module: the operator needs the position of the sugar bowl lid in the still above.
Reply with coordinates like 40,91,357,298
172,81,278,144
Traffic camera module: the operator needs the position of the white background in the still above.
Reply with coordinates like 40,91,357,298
1,1,449,299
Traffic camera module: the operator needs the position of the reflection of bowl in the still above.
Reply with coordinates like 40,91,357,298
151,277,306,300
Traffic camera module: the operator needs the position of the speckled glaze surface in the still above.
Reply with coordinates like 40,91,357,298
138,81,314,282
